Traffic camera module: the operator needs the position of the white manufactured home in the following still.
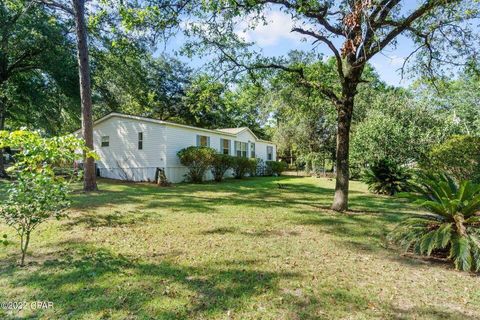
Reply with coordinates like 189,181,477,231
77,113,277,183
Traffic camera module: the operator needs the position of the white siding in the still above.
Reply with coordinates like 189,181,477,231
88,114,277,183
163,125,237,182
92,117,166,182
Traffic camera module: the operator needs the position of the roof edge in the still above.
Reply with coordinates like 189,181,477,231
74,112,276,144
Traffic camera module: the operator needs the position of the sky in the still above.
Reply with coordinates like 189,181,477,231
159,5,448,88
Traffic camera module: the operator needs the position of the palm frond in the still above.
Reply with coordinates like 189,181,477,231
390,172,480,272
450,236,472,272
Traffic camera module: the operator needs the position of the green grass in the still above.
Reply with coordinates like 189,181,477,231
0,177,479,319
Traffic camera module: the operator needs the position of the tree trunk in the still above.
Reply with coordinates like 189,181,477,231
331,71,360,212
453,214,467,237
331,101,353,212
0,101,8,179
73,0,97,191
20,230,30,267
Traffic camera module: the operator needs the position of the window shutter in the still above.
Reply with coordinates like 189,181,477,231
220,138,223,153
234,141,237,155
228,140,231,155
196,135,200,146
207,136,210,147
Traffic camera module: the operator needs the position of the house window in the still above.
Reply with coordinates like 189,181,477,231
101,136,109,147
235,141,247,157
267,146,273,160
250,142,255,158
221,139,230,155
197,135,210,147
138,132,143,150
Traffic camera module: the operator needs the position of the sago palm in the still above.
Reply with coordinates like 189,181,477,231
389,173,480,271
362,159,411,196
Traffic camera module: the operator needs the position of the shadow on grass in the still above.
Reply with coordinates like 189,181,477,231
1,234,472,319
63,209,160,231
6,244,299,319
280,289,478,320
69,177,415,218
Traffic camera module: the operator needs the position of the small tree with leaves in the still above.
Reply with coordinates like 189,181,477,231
0,130,95,266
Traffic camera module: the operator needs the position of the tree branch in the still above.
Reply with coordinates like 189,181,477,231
36,0,74,15
363,0,459,63
291,27,344,80
261,0,344,36
205,38,341,103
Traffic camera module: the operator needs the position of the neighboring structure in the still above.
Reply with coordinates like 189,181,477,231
75,113,277,183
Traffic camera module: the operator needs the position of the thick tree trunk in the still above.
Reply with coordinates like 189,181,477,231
331,72,359,212
73,0,97,191
331,101,353,212
0,101,8,179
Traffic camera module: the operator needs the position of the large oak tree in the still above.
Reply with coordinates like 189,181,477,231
185,0,479,211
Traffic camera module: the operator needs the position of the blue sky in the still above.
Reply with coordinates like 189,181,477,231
161,5,437,87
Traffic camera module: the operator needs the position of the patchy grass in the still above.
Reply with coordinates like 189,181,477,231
0,177,479,319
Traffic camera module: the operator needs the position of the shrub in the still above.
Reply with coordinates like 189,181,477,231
177,146,216,183
231,157,256,179
210,154,234,182
254,158,265,176
266,161,287,176
361,158,411,195
0,130,92,266
428,135,480,182
389,173,480,272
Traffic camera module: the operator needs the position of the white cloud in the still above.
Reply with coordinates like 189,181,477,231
236,10,304,47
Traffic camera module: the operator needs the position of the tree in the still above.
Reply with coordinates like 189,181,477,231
350,88,448,169
36,0,190,191
267,56,339,166
0,0,78,177
0,130,95,266
92,46,192,122
186,0,479,211
412,67,480,137
72,0,97,191
428,135,480,182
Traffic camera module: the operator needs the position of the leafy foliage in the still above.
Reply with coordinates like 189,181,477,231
231,157,256,179
210,154,234,182
0,1,80,134
266,161,287,176
350,88,448,169
0,130,93,266
362,159,411,196
389,173,480,272
428,135,480,182
177,146,216,183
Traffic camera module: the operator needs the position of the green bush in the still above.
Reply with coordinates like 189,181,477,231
361,159,411,195
266,161,287,176
428,135,480,182
253,158,265,176
231,157,257,179
210,154,234,182
389,173,480,272
177,146,216,183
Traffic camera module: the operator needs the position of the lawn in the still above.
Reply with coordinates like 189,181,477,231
0,177,479,319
